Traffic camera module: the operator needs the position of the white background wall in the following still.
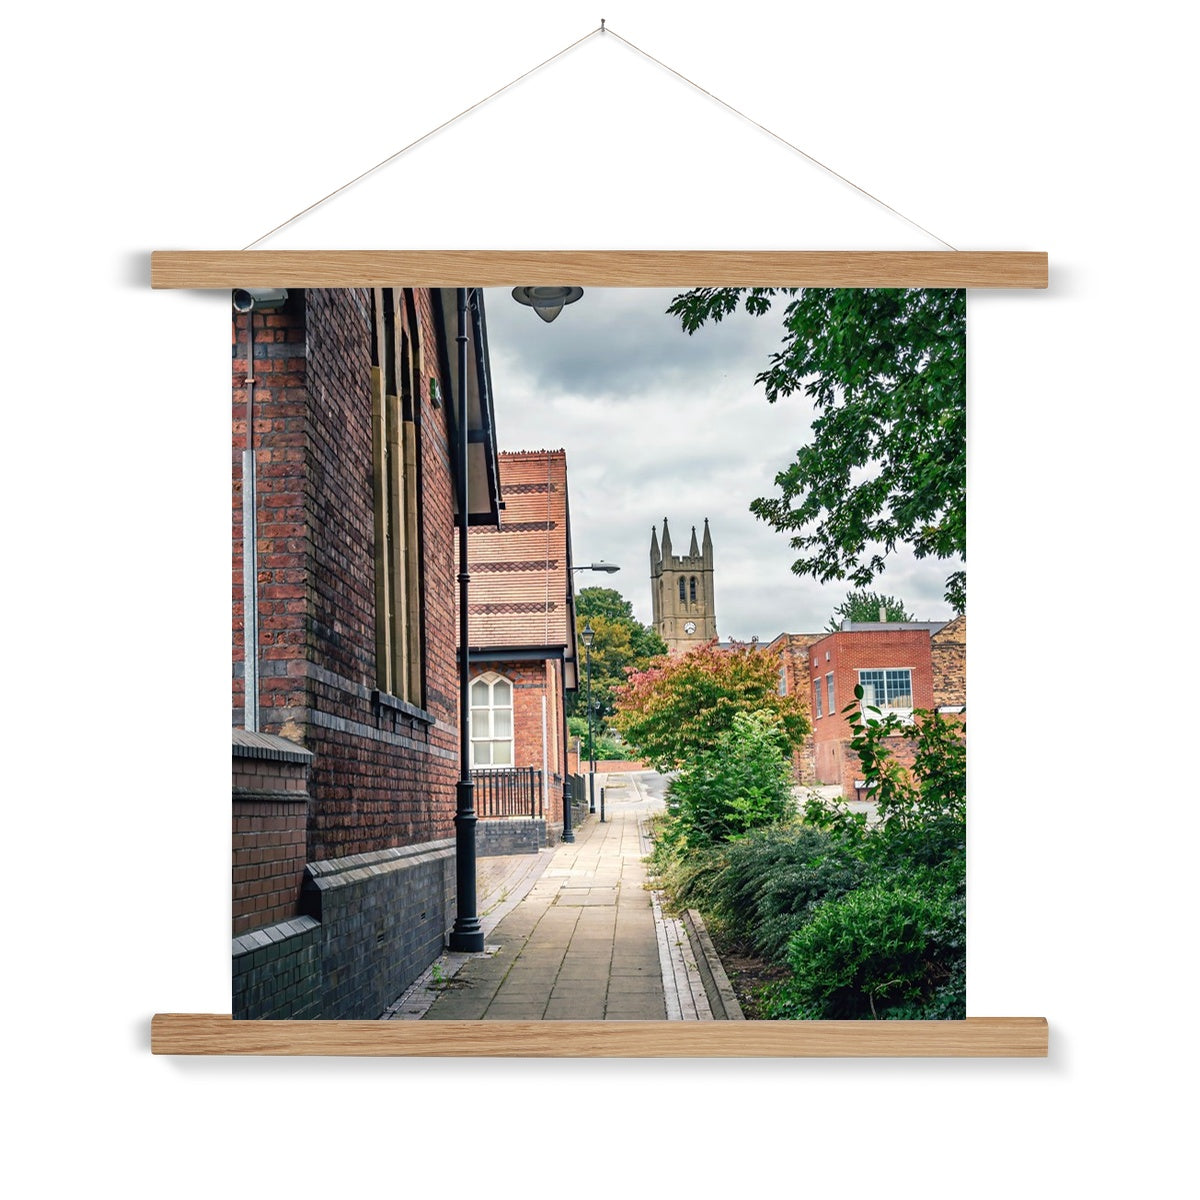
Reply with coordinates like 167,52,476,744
4,2,1193,1194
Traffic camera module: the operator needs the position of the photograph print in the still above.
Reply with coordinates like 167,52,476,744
231,282,966,1022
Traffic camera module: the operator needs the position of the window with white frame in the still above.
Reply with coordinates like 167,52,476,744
814,675,823,718
826,672,835,716
470,672,513,767
857,668,913,716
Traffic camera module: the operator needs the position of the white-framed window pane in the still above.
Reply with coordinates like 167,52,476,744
885,669,912,706
859,670,882,706
815,680,823,717
827,673,835,714
469,671,514,769
858,668,911,710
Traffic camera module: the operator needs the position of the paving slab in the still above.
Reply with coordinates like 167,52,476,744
382,770,719,1023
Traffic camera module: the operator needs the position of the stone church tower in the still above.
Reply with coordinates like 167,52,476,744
650,518,717,653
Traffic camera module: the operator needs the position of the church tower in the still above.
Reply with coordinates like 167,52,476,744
649,517,717,653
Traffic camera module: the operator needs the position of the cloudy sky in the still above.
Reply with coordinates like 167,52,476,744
481,287,960,639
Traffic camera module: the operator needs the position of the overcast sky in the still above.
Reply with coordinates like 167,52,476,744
481,287,959,640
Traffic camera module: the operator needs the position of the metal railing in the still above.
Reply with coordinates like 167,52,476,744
471,766,544,819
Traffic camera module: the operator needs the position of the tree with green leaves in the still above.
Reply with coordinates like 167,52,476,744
612,640,809,771
825,590,915,632
667,288,966,613
569,587,667,726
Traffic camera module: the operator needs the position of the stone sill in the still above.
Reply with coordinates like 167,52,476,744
372,689,435,725
232,729,313,764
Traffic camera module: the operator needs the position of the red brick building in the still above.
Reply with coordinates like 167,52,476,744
806,621,952,796
231,287,502,1019
765,618,967,798
462,450,580,846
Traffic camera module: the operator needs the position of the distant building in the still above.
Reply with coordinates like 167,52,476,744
650,517,716,652
767,617,966,798
806,619,965,796
763,632,824,784
461,449,580,849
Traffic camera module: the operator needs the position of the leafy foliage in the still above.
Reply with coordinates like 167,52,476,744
649,683,967,1020
691,825,866,963
667,288,966,612
825,589,915,632
663,712,797,848
765,883,962,1020
569,587,666,725
613,640,809,771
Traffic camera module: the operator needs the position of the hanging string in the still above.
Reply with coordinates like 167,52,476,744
602,26,957,251
244,19,955,252
242,25,605,249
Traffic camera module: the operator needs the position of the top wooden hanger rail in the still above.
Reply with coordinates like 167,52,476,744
149,250,1047,290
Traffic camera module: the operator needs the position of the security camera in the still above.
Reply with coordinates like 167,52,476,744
232,288,288,313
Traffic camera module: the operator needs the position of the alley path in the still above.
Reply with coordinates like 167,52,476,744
387,771,712,1021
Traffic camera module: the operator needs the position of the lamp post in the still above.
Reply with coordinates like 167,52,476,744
448,287,484,953
581,622,596,814
450,286,585,947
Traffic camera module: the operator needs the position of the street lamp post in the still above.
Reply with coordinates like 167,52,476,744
448,287,484,953
582,622,596,814
450,286,586,943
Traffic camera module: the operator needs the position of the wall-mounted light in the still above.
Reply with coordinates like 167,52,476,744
511,286,583,324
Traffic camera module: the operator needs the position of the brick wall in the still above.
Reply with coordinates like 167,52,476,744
766,632,822,784
233,917,321,1020
808,627,936,795
301,841,456,1019
470,658,566,829
231,288,470,1016
931,614,967,708
232,733,312,936
232,289,461,863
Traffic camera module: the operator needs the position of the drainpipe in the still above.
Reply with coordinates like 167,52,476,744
232,289,287,732
241,312,260,732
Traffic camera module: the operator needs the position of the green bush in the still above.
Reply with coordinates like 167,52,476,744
647,690,967,1021
700,826,865,961
766,882,963,1020
665,711,795,847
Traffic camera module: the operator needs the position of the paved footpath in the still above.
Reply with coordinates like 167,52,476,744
385,771,711,1021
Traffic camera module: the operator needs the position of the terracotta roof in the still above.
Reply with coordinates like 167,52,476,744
458,450,575,650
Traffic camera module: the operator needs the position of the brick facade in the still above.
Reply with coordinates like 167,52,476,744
931,614,967,708
231,288,498,1018
806,625,943,797
468,658,568,832
764,632,822,785
462,450,579,843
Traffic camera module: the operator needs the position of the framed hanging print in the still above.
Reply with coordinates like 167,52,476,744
151,250,1047,1057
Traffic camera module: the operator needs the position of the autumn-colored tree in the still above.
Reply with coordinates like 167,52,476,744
612,640,810,771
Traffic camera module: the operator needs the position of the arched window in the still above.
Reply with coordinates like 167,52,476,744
470,672,513,766
689,576,697,602
678,578,686,602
